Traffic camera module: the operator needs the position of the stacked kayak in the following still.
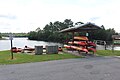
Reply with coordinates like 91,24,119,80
64,45,88,53
64,36,96,53
74,36,88,41
68,41,87,46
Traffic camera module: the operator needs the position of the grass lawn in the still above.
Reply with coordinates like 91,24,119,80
96,50,120,56
0,50,81,65
1,50,120,64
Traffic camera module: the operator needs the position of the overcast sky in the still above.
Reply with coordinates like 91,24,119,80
0,0,120,33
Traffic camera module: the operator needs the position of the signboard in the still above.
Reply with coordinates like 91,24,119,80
112,35,120,52
86,33,89,37
114,40,120,45
112,35,120,46
9,34,13,40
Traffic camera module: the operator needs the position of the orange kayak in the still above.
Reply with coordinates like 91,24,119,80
71,46,88,53
68,41,87,46
74,36,88,41
64,45,71,49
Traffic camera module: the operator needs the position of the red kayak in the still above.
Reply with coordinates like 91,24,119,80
11,47,22,53
87,41,96,47
88,48,96,53
58,47,63,51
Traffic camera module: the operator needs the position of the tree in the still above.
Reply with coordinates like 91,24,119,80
28,31,37,40
35,27,41,32
105,28,117,41
63,19,73,28
28,20,118,43
101,25,105,30
75,21,84,26
40,19,74,42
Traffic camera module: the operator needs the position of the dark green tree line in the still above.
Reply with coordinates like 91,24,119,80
0,33,2,39
28,19,118,43
28,19,73,42
1,33,28,37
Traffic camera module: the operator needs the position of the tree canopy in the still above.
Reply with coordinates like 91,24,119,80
0,33,2,39
28,19,118,43
28,19,74,42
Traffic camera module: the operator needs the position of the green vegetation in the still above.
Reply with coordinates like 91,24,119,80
0,33,2,39
1,33,28,37
28,19,73,42
88,27,117,42
1,50,120,64
96,50,120,56
28,19,118,43
0,50,80,64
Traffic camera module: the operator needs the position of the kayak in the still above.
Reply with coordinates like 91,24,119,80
88,47,96,53
64,45,71,49
24,48,35,51
74,36,88,41
64,36,96,53
64,45,88,53
71,46,88,53
58,47,63,51
68,41,87,46
11,47,22,53
87,41,96,47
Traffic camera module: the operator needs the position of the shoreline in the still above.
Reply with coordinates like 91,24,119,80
0,38,7,40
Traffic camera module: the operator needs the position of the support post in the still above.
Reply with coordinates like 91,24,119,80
66,33,68,45
72,32,74,52
9,34,13,59
72,32,74,45
112,39,114,53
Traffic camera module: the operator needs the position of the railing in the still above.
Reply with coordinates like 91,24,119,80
94,40,106,45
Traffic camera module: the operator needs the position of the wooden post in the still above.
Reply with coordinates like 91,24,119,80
72,32,74,45
112,39,114,53
72,32,74,52
104,41,107,50
66,33,68,45
105,44,107,50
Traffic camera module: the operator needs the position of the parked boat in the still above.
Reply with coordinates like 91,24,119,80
11,47,22,53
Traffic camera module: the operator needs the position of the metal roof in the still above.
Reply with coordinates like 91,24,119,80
112,35,120,39
59,22,102,33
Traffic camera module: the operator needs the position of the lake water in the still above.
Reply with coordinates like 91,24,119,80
1,37,120,51
0,37,62,51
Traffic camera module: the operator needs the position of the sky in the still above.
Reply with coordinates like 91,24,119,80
0,0,120,33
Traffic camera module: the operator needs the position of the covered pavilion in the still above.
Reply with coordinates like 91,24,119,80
60,22,102,43
60,22,103,54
